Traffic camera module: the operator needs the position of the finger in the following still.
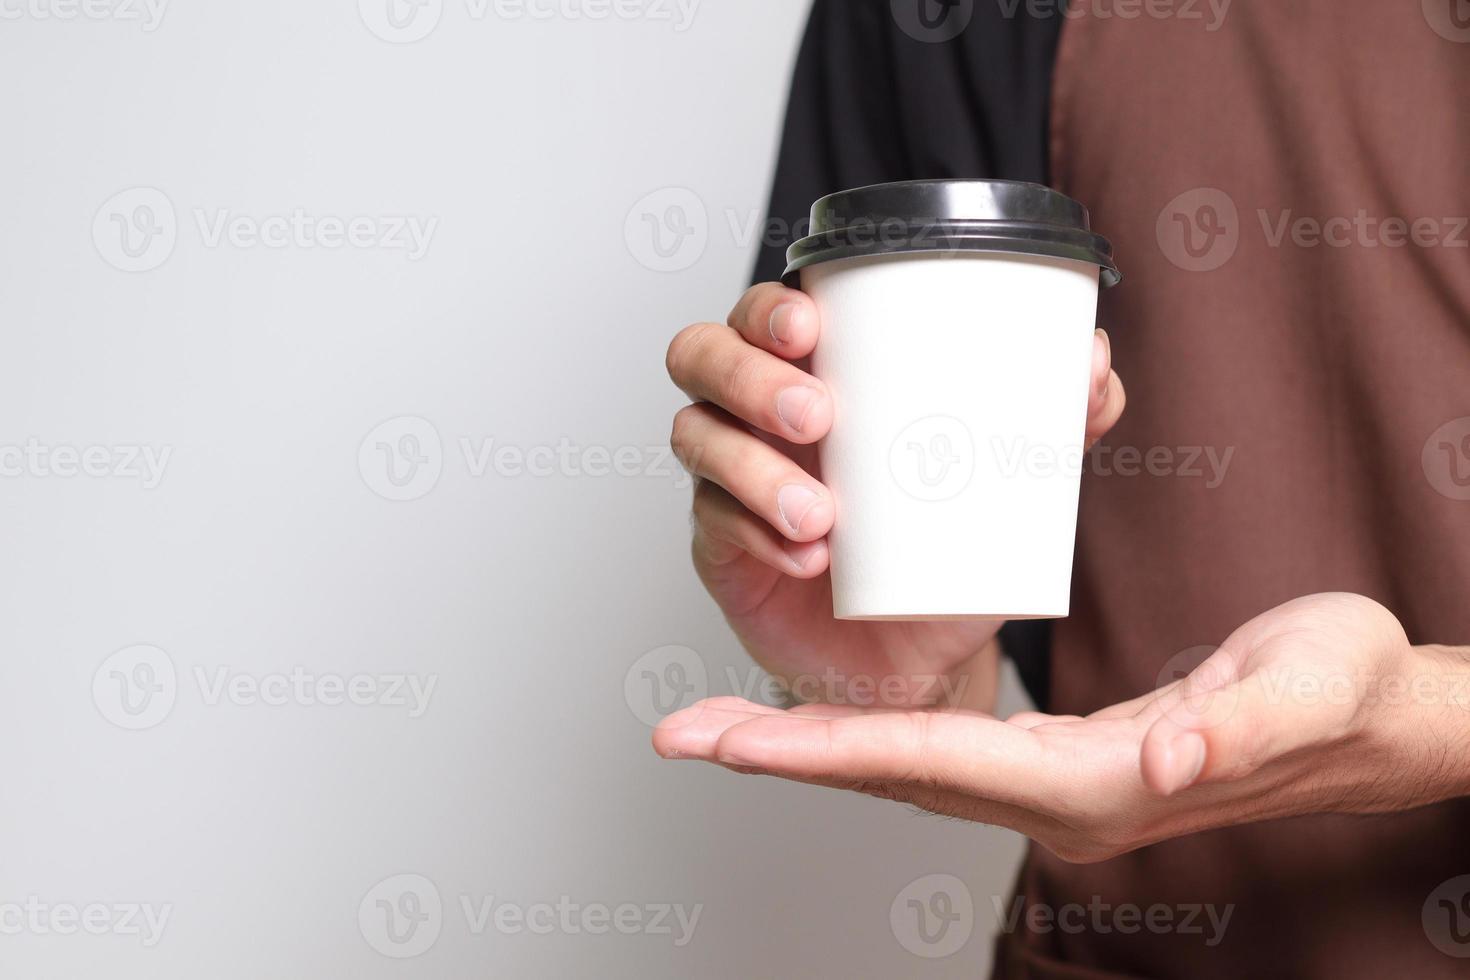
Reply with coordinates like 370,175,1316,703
691,481,830,579
1139,661,1356,796
652,697,846,758
657,702,1063,842
652,698,790,758
666,322,832,443
727,283,820,358
1084,371,1126,450
710,710,1052,810
672,403,834,543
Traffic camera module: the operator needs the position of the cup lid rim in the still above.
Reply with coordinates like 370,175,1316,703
782,179,1121,288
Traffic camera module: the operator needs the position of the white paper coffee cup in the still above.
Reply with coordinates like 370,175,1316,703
785,180,1120,621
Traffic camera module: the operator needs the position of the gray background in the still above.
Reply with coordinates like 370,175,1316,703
0,1,1029,976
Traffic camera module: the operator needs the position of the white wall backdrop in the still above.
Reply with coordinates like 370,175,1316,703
0,2,1028,976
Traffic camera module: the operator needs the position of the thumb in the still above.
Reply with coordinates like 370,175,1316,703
1140,662,1345,796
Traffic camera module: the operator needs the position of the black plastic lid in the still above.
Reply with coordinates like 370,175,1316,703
783,179,1120,288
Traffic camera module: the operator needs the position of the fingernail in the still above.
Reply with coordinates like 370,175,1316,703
769,303,802,346
777,485,821,535
1094,329,1111,399
783,538,827,571
1168,733,1207,794
776,386,819,434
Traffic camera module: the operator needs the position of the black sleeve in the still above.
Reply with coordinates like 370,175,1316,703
753,0,1064,709
752,0,1065,284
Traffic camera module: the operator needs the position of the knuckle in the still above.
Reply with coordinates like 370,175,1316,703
727,439,775,485
669,404,702,460
1217,742,1263,782
730,283,779,331
690,475,721,516
666,322,713,384
1108,374,1127,414
687,481,711,528
904,712,941,785
723,348,769,402
692,483,748,546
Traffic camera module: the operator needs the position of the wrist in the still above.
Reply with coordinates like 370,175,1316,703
1369,644,1470,805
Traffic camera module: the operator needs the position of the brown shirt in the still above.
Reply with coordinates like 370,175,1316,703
997,3,1470,977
